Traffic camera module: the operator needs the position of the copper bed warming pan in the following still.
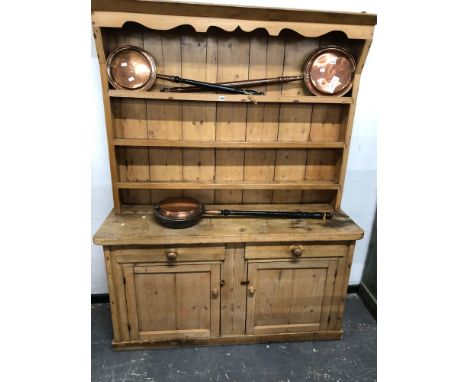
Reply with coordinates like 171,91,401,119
154,197,333,229
106,45,261,95
162,45,356,97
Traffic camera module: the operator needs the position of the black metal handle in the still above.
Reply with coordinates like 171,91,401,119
218,210,333,219
157,74,263,95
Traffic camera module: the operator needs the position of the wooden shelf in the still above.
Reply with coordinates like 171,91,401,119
117,181,340,190
113,139,346,149
120,203,336,214
108,90,353,104
93,207,363,246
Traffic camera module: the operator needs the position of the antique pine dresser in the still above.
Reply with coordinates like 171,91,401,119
92,0,376,350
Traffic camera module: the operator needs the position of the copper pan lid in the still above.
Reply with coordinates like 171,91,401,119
154,197,204,220
106,45,157,91
303,46,356,97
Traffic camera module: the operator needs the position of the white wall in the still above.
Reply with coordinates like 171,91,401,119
91,0,377,293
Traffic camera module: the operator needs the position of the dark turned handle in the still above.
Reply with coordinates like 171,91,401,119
161,75,303,93
217,210,333,219
157,74,263,95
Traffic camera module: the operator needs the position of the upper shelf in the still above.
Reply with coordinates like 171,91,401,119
91,0,376,39
108,90,353,104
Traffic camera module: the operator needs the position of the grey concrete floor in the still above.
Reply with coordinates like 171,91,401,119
92,294,376,382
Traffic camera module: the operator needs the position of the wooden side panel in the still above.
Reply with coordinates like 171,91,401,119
220,244,247,336
215,30,250,203
335,242,356,329
334,40,372,208
111,254,130,341
122,264,140,340
103,247,121,341
93,27,121,210
328,255,347,329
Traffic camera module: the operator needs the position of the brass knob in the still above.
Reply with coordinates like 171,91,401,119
291,245,303,257
165,249,178,261
248,286,256,296
211,289,219,298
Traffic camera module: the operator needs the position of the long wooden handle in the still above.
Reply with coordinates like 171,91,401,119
160,75,303,93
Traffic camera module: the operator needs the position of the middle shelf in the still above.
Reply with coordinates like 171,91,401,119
113,139,346,149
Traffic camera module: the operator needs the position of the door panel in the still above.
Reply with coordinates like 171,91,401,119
123,263,220,340
246,260,337,335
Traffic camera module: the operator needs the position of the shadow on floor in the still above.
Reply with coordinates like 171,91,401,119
92,294,376,382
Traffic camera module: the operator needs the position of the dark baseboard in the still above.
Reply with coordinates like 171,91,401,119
347,284,359,294
91,294,110,304
92,285,362,305
358,283,377,320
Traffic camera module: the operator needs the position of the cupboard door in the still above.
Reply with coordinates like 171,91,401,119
122,263,221,341
246,260,337,335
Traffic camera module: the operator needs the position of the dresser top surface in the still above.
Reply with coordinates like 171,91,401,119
93,204,363,246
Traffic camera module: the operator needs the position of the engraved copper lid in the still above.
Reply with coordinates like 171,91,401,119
154,197,204,220
303,46,356,97
106,45,157,91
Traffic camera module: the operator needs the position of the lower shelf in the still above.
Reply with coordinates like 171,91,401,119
112,330,343,351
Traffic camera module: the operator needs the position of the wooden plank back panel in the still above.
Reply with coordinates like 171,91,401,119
309,104,347,142
304,149,341,182
113,24,151,204
243,30,283,203
102,25,365,208
273,32,317,203
149,29,183,202
215,29,250,203
180,27,216,203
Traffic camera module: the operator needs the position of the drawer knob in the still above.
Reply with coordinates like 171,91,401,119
248,286,256,296
211,289,219,298
165,249,178,261
291,245,303,257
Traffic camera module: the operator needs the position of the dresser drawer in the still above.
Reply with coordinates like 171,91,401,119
112,244,225,263
245,242,348,259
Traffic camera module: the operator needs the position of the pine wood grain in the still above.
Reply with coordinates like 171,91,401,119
109,90,353,104
94,208,363,246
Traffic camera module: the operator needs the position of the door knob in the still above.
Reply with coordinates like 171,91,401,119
291,245,303,257
248,286,256,296
165,249,178,261
211,289,219,298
